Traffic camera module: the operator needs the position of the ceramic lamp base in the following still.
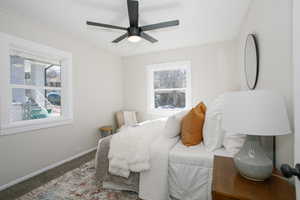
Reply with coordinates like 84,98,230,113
234,135,273,181
239,172,266,182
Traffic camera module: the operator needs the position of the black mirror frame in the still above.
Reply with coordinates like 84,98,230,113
244,34,259,90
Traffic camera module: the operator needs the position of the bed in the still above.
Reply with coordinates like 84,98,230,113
168,141,233,200
95,135,233,200
95,95,239,200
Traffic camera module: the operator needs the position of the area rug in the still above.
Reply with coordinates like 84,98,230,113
17,160,140,200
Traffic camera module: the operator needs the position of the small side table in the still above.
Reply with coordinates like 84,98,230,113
212,156,296,200
99,126,113,138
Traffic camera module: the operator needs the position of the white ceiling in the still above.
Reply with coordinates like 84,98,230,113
0,0,252,57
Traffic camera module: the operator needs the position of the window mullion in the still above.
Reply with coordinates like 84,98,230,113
44,86,61,91
10,84,45,90
154,88,186,92
9,84,61,90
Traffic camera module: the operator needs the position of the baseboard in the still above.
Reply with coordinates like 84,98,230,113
0,147,97,192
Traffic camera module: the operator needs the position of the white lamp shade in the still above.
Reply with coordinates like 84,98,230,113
222,90,291,136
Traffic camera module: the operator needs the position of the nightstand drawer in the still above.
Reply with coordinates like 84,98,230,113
212,192,239,200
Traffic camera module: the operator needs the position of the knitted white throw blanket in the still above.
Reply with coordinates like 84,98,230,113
108,120,165,178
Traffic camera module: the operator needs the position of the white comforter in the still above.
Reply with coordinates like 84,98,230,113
139,134,179,200
108,118,179,200
108,119,165,178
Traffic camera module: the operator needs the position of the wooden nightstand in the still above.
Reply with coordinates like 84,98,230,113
212,156,296,200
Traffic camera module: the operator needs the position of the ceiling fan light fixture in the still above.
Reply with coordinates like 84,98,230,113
86,0,179,44
127,35,141,43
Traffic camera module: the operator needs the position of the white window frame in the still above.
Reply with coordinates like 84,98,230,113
0,32,73,135
146,61,192,116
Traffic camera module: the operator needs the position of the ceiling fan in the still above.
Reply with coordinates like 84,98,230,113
86,0,179,43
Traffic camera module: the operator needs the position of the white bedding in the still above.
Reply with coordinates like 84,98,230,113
168,141,233,200
139,135,179,200
108,119,165,178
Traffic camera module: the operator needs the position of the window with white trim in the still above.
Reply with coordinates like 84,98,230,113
0,33,73,135
147,61,191,115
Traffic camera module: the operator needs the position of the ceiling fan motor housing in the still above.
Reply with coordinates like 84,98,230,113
128,27,140,36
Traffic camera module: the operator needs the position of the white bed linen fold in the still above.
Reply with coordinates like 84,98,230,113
139,135,179,200
168,142,234,200
168,142,214,200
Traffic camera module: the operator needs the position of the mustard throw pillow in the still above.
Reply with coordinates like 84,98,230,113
195,101,207,113
181,107,206,146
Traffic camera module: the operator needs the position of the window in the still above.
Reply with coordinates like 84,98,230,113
10,56,62,122
147,61,191,115
0,33,73,135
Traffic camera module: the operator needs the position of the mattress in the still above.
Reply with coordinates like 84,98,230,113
168,141,233,200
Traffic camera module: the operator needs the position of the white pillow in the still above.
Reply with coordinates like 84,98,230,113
119,118,167,132
223,133,246,155
139,117,167,127
203,113,225,152
164,110,188,138
203,95,225,151
203,94,247,153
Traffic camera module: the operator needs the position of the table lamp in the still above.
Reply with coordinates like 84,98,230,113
222,90,291,181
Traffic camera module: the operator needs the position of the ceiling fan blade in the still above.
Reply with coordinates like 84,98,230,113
127,0,139,27
140,20,179,31
86,21,127,31
140,32,158,43
112,33,129,43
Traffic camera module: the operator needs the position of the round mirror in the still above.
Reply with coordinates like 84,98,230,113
244,34,259,90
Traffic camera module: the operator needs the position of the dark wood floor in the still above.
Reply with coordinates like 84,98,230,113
0,150,96,200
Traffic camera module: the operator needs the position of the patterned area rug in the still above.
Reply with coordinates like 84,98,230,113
17,160,139,200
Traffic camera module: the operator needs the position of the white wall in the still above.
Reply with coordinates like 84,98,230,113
122,40,240,121
238,0,293,168
0,11,123,187
294,0,300,196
